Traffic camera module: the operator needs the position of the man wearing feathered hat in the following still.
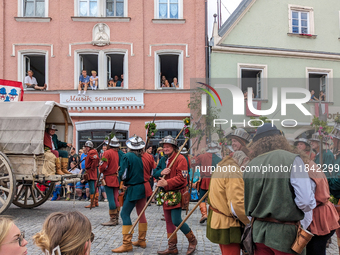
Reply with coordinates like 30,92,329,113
294,137,315,161
100,136,123,226
192,142,222,224
112,135,154,253
153,135,197,255
244,123,315,254
226,128,250,156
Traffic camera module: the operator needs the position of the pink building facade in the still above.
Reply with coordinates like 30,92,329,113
0,0,206,150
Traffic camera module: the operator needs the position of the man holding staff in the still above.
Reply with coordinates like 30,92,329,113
112,135,153,253
153,135,197,255
100,136,122,226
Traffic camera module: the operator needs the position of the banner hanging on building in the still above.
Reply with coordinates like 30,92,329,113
0,79,24,102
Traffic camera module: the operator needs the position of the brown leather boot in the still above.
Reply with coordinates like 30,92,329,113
95,192,99,207
101,209,118,226
112,225,133,253
85,194,95,208
185,230,197,255
199,202,207,223
55,158,64,175
157,233,178,255
132,223,147,248
61,158,71,174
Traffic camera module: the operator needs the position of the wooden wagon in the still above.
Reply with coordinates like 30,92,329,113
0,101,80,214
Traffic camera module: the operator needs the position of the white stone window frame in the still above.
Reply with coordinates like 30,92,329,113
17,0,50,21
75,120,130,151
74,0,128,17
288,4,314,35
237,63,268,100
18,50,49,90
74,49,128,90
154,50,184,90
154,0,183,19
306,67,333,102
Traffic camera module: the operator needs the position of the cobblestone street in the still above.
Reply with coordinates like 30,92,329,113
1,200,338,254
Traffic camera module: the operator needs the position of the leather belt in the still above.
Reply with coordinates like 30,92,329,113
209,205,235,218
256,217,298,226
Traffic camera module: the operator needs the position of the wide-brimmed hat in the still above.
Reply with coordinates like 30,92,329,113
109,136,120,148
252,124,282,142
226,128,250,144
47,124,58,131
159,135,178,148
126,135,145,150
206,142,221,153
294,138,311,148
157,147,163,152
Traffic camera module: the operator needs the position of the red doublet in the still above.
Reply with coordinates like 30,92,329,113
99,149,119,187
44,132,53,149
193,153,213,190
163,153,188,210
85,149,99,180
142,152,155,198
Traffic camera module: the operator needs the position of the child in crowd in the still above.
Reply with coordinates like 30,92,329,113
66,161,81,201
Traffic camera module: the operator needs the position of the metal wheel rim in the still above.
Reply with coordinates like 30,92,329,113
13,181,55,209
0,152,15,214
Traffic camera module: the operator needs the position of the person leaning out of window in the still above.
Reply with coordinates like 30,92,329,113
0,216,28,255
24,70,47,91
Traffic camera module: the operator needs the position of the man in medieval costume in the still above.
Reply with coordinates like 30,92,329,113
154,135,197,255
84,140,100,209
226,128,250,156
244,123,316,254
44,124,72,175
192,142,222,224
112,135,153,253
100,136,122,226
294,137,315,161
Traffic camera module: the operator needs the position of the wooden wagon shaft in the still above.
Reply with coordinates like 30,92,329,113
168,191,209,240
128,138,190,234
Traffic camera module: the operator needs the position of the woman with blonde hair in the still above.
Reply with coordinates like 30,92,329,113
0,216,28,255
33,211,94,255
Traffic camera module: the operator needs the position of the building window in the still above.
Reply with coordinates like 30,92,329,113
23,54,47,89
75,0,127,17
79,0,98,16
106,54,124,88
238,64,267,99
24,0,45,16
288,5,314,35
78,129,128,149
76,50,128,89
155,0,182,19
241,69,263,99
307,68,333,102
106,0,124,17
155,51,183,89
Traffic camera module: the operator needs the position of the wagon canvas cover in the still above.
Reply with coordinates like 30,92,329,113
0,101,72,155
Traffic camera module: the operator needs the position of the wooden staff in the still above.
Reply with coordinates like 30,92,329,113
168,191,209,240
128,138,190,234
176,126,186,140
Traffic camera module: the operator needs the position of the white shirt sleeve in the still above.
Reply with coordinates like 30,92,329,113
24,76,29,84
290,157,316,213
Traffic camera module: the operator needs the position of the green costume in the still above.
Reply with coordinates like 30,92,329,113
244,150,304,254
52,134,68,158
315,150,340,198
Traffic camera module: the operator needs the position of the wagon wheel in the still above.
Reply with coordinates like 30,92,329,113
12,180,55,209
0,152,16,214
